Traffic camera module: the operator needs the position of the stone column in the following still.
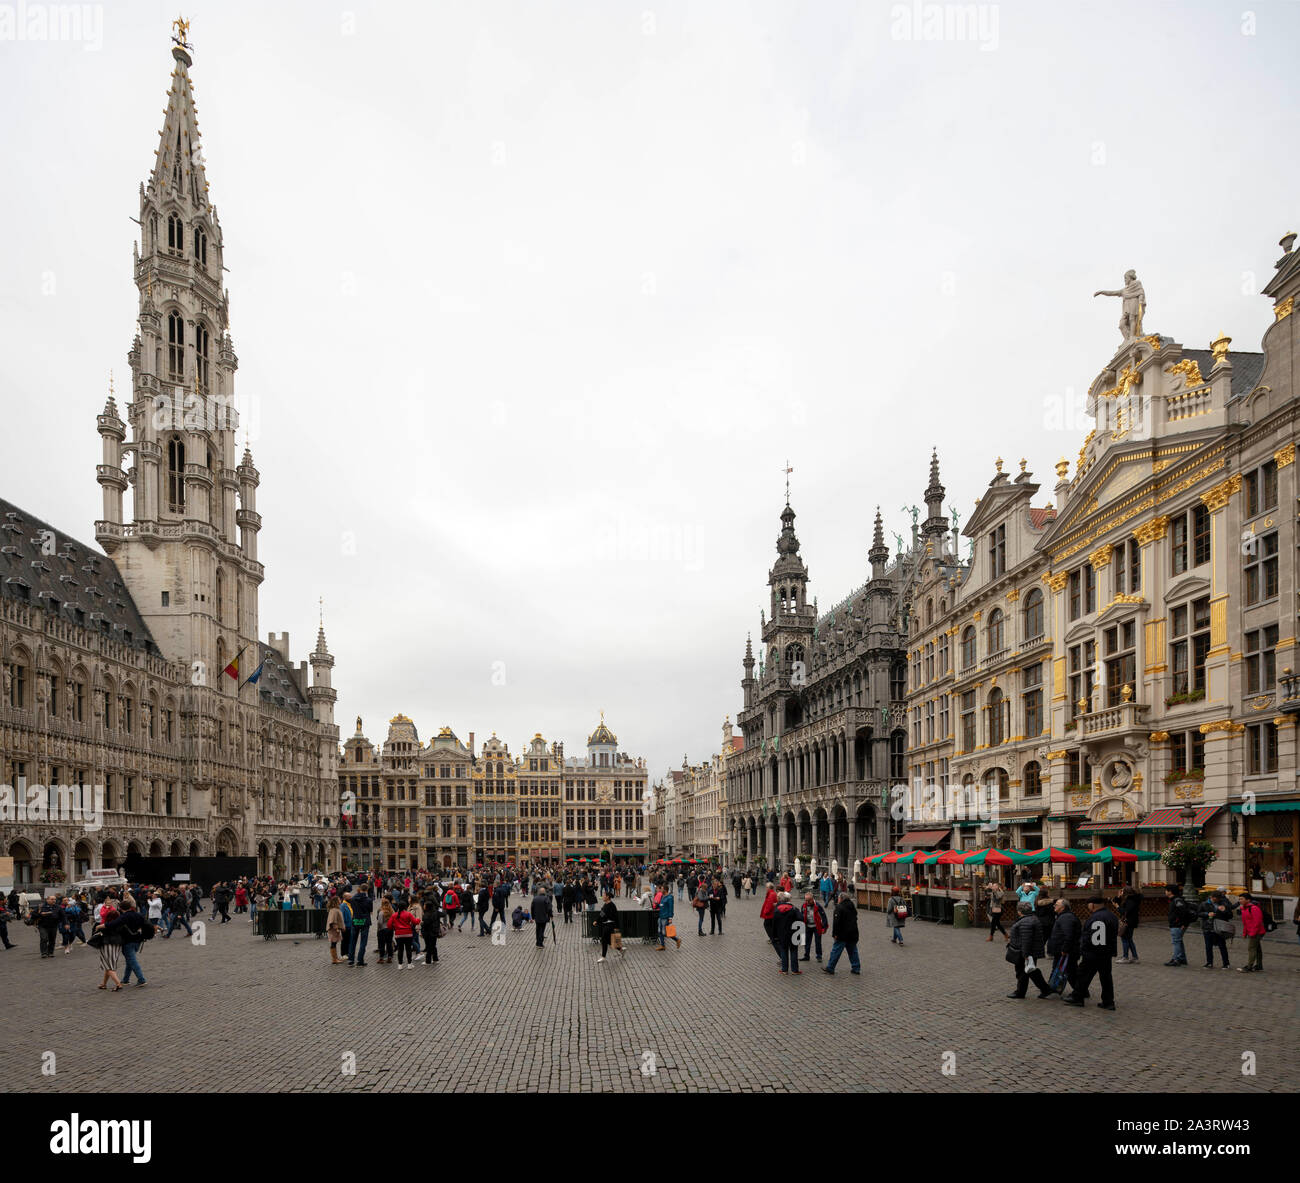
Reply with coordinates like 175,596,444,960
778,815,789,869
848,815,858,864
828,813,837,864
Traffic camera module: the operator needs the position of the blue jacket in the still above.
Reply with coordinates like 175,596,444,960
351,894,373,923
657,891,675,921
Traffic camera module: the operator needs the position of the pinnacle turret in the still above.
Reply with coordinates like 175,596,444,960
923,448,948,542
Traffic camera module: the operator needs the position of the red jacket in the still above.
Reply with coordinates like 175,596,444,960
389,909,417,937
801,900,828,934
760,889,778,919
443,890,460,911
1239,901,1266,937
780,875,792,893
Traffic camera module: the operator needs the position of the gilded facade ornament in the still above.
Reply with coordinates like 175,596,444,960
1148,731,1170,742
1249,696,1273,712
1088,543,1114,569
1055,458,1069,479
1042,570,1069,592
1275,442,1295,469
1198,719,1245,735
1133,515,1171,545
1200,472,1242,512
1172,783,1204,800
1121,683,1133,702
1210,333,1231,366
1273,716,1295,728
1140,334,1163,349
1044,749,1069,760
1276,296,1294,321
1165,358,1204,388
1005,587,1020,601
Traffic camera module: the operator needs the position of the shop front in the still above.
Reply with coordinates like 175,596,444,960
1231,799,1298,920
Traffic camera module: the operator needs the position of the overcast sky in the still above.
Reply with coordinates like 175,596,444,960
2,1,1298,786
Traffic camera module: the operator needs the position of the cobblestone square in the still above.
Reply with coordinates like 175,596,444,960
3,892,1297,1094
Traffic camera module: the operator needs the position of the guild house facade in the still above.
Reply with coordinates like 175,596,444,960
901,239,1300,919
0,27,340,886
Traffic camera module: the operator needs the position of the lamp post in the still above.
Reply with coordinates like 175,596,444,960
1178,803,1197,893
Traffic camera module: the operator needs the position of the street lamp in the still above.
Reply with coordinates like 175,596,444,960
1178,803,1197,893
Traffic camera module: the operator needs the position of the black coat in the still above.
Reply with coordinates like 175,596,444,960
831,898,859,943
598,901,619,929
1045,908,1081,956
1008,914,1046,959
772,902,800,943
531,893,553,925
1081,906,1119,958
1198,897,1234,934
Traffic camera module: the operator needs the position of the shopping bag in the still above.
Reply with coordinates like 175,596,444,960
611,930,623,951
1048,954,1070,992
665,923,677,939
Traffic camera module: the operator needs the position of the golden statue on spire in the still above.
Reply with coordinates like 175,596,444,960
172,15,190,48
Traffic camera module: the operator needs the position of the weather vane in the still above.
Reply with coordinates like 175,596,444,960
782,460,793,504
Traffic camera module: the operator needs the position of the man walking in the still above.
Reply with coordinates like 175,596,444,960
490,880,509,934
799,891,827,963
1005,901,1053,999
823,891,860,975
476,882,491,935
709,877,727,936
772,892,801,974
1045,897,1081,995
1163,884,1193,966
530,885,553,948
1065,895,1118,1010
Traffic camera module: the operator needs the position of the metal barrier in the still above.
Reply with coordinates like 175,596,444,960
584,907,658,943
253,908,328,940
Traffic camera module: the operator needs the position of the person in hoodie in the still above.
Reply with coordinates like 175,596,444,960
760,885,779,950
441,883,459,932
772,892,802,974
389,900,419,969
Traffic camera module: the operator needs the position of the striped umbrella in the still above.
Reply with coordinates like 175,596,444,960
1019,847,1098,864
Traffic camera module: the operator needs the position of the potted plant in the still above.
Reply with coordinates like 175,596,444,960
1165,688,1206,708
39,868,66,884
1165,767,1205,785
1161,836,1218,889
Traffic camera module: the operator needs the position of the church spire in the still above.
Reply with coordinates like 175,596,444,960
151,17,211,209
869,505,890,578
922,448,948,542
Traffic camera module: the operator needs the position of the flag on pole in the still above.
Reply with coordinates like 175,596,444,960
223,645,247,681
241,658,265,688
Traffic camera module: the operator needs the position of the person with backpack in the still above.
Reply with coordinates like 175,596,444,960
490,881,510,935
1237,891,1267,973
799,892,828,963
106,902,155,987
530,886,553,948
1163,885,1195,966
60,896,88,952
441,884,459,932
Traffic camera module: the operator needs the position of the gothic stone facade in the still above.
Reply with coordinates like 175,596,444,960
1,37,339,885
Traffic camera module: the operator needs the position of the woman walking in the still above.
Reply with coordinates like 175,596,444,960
986,882,1008,942
886,891,907,945
1005,902,1053,999
742,873,753,899
1116,885,1142,963
693,880,709,935
421,900,441,965
93,899,124,991
596,892,621,963
327,895,345,964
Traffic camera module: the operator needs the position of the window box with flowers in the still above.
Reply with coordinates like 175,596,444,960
1066,783,1091,794
1063,719,1077,732
1165,688,1206,709
1165,768,1205,786
39,869,66,884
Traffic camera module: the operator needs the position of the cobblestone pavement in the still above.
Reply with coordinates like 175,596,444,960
2,892,1297,1093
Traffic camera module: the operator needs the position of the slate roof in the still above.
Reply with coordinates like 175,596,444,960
1180,349,1266,399
256,641,313,717
0,497,161,657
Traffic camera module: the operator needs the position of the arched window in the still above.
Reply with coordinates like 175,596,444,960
195,322,210,393
167,436,186,513
983,767,1009,804
167,312,184,381
988,687,1006,746
1023,760,1042,797
961,626,977,670
1023,588,1044,641
925,598,933,625
167,212,184,255
193,223,207,267
987,608,1005,655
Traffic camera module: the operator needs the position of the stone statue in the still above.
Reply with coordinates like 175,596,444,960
831,858,839,878
809,856,817,880
1094,270,1146,343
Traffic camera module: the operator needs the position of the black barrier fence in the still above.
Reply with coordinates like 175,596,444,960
253,908,328,940
582,908,659,943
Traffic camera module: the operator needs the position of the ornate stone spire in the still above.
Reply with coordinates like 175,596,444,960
868,505,889,577
922,449,947,541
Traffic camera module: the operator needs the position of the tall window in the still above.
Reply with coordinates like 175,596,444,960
1103,619,1137,706
938,634,949,675
1068,564,1097,619
195,322,210,393
961,627,977,670
1022,589,1044,641
890,661,906,701
1244,532,1278,605
1247,723,1278,774
193,224,208,267
167,212,184,254
960,691,977,751
1068,640,1096,717
215,568,224,625
938,693,949,739
988,523,1006,578
1169,596,1211,695
1113,539,1141,596
5,657,27,708
987,687,1007,746
1244,625,1278,693
167,312,184,381
167,437,185,513
1022,663,1043,736
987,608,1005,655
1172,504,1211,574
1023,760,1042,797
1243,459,1278,519
889,731,905,780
